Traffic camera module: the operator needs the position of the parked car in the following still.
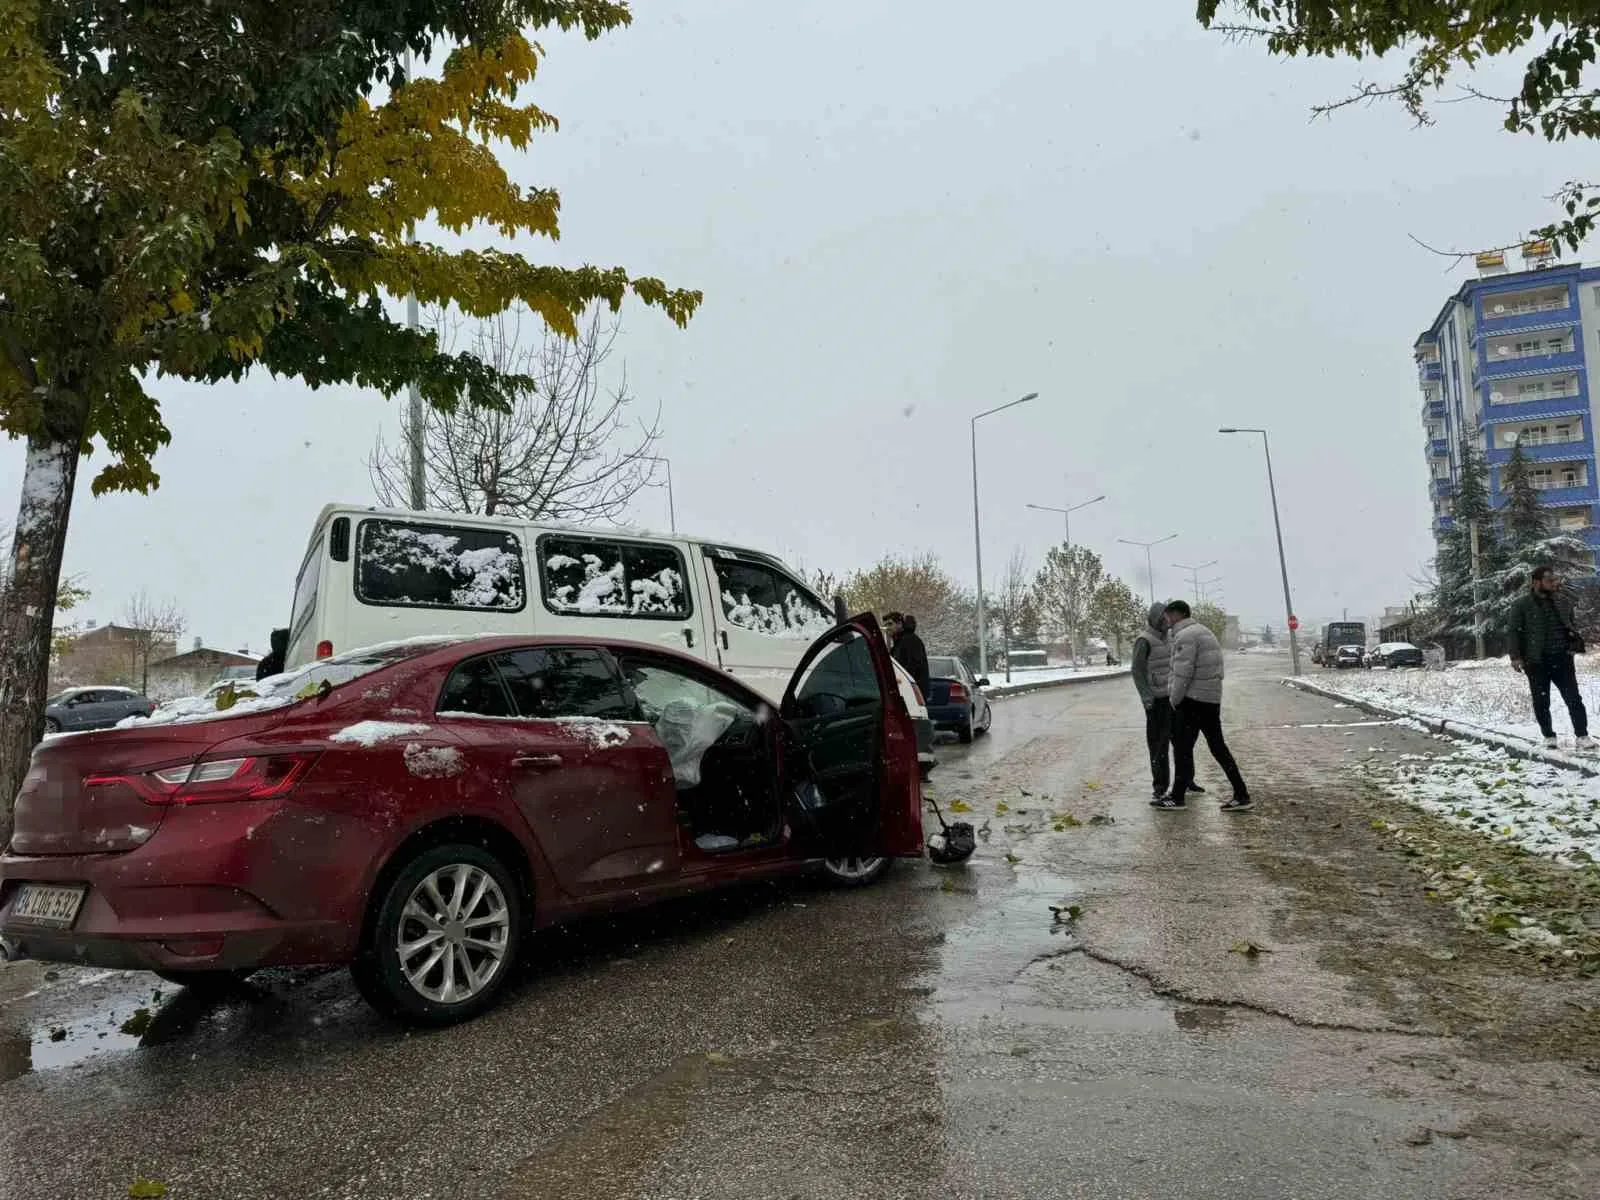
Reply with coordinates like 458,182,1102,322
1333,644,1364,669
1368,642,1425,669
284,504,938,776
0,620,924,1025
924,655,992,744
43,687,156,733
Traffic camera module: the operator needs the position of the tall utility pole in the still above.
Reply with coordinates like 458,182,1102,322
1026,495,1105,547
1470,518,1486,659
1220,427,1301,675
971,393,1038,678
403,50,426,511
1173,560,1217,606
1117,534,1177,605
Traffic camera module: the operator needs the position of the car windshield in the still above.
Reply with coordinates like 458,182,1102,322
928,656,962,678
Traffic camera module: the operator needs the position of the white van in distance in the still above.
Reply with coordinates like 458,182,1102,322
285,506,937,771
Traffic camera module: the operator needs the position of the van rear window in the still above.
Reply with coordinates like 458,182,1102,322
356,519,526,611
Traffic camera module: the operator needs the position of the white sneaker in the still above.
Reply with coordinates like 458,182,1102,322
1578,737,1597,752
1544,736,1560,749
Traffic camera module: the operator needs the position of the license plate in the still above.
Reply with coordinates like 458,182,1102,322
8,883,86,929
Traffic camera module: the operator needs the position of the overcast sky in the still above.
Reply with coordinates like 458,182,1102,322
5,2,1585,654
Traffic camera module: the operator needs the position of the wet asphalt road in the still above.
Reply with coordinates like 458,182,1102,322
2,654,1599,1198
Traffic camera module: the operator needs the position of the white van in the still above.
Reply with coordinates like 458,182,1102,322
285,505,937,771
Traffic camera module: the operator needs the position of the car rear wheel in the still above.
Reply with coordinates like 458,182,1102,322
153,968,254,991
351,842,523,1026
821,855,889,887
958,718,975,744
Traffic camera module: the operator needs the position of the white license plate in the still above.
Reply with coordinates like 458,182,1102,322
9,884,86,929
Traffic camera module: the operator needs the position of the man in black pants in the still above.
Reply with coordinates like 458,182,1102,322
1508,564,1594,752
1131,602,1193,799
1157,601,1251,812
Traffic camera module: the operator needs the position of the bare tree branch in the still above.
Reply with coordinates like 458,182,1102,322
371,303,663,523
121,590,186,695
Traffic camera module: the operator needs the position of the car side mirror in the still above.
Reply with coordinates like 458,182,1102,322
977,678,991,689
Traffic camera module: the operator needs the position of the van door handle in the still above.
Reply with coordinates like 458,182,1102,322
682,628,694,648
512,754,563,770
720,630,730,650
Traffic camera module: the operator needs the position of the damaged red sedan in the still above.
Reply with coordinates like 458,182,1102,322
0,618,924,1024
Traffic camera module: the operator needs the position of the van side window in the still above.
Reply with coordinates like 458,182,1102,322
356,519,526,611
290,537,323,642
493,648,636,721
708,556,832,638
539,536,690,620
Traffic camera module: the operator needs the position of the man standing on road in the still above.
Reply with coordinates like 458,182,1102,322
890,612,931,698
1508,564,1594,752
1131,602,1177,799
1155,601,1251,812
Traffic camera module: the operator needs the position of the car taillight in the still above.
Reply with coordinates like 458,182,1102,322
86,753,317,806
316,640,333,659
912,683,925,706
948,682,968,704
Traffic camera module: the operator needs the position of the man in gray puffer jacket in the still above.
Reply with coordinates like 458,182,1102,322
1157,600,1251,812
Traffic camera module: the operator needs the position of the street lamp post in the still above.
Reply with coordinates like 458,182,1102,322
641,455,676,532
1117,534,1177,605
1221,426,1300,675
972,393,1039,677
1026,494,1106,546
1173,560,1218,606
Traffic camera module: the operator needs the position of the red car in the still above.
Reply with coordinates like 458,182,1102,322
0,618,924,1024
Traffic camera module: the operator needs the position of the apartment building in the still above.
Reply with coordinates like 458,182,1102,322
1416,249,1600,555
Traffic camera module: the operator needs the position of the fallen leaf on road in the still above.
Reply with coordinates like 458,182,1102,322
1229,940,1272,958
1049,904,1083,922
948,799,973,814
1088,814,1115,826
994,801,1010,814
1004,852,1022,865
1084,780,1100,790
120,1008,152,1037
128,1181,167,1199
48,1027,66,1043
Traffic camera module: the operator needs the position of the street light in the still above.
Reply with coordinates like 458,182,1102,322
973,392,1039,677
1198,575,1225,605
1221,426,1300,675
1173,560,1219,605
1117,534,1177,605
1026,494,1106,546
640,455,675,532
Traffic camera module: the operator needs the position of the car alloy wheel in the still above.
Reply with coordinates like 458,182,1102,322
352,842,522,1024
822,855,889,886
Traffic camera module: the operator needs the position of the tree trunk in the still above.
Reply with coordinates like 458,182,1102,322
0,400,88,847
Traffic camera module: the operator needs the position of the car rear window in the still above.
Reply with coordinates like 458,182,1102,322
928,657,962,677
356,519,526,611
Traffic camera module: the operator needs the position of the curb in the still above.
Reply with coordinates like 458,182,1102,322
1283,675,1600,778
989,669,1130,700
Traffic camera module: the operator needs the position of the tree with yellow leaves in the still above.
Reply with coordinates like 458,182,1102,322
0,0,701,828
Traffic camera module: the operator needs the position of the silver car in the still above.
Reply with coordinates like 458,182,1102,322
43,687,157,733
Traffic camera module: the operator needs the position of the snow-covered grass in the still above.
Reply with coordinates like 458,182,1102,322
986,665,1128,695
1367,743,1600,866
1309,657,1600,746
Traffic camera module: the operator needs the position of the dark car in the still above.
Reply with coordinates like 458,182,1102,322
1333,645,1364,669
43,687,156,733
0,619,924,1025
925,655,992,743
1368,642,1425,669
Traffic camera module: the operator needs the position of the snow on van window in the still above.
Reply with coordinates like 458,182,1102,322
711,556,832,639
357,520,525,611
542,538,689,619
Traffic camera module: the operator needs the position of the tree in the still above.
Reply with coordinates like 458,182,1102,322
1500,440,1548,550
1197,2,1600,251
1435,436,1505,647
1485,440,1593,629
839,554,974,655
0,1,701,838
370,304,660,520
991,548,1033,681
1031,544,1107,666
1194,602,1228,644
1088,575,1144,658
122,592,186,696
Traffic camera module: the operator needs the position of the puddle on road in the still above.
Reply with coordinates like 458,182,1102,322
0,973,159,1080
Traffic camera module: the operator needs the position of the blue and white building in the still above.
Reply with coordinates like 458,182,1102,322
1417,250,1600,558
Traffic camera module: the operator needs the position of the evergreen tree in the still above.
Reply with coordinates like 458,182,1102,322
1500,441,1547,549
1433,435,1503,647
1485,439,1593,627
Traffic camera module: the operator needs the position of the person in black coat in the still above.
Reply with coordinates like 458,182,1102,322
891,613,931,697
255,628,290,681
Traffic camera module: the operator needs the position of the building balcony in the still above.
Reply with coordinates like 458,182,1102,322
1434,515,1456,534
1478,293,1571,330
1423,398,1446,420
1432,478,1454,498
1419,361,1443,383
1486,436,1591,464
1428,438,1449,458
1481,394,1588,423
1480,348,1583,379
1531,482,1597,505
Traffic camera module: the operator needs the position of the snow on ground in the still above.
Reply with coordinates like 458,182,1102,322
1310,657,1600,745
1363,742,1600,866
986,665,1128,695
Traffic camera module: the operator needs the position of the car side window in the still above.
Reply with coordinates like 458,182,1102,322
438,657,515,718
707,555,832,638
494,648,636,721
794,630,882,716
617,657,757,725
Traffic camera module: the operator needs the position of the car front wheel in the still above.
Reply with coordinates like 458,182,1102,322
351,842,523,1025
821,856,890,887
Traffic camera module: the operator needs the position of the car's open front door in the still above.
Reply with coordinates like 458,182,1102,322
779,615,923,859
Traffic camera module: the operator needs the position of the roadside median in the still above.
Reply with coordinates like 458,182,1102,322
987,666,1129,699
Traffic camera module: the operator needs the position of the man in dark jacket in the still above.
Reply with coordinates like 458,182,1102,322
255,628,289,681
1507,565,1593,751
891,613,932,698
